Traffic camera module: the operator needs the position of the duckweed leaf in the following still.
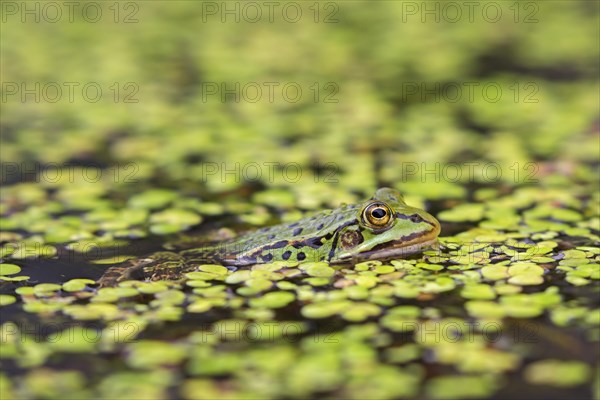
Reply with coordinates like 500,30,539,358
461,284,496,300
304,263,335,277
126,341,188,369
385,344,421,363
465,300,506,319
427,375,497,399
249,291,295,309
0,295,16,306
301,300,351,319
524,360,591,387
341,302,381,322
62,279,96,292
128,190,178,209
0,263,21,275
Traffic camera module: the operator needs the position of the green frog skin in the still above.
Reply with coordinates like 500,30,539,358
97,188,440,286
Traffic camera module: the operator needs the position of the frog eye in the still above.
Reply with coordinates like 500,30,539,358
362,202,393,229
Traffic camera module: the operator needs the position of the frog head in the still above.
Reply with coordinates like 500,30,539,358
332,188,441,262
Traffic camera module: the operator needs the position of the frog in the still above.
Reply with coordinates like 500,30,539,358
97,188,440,287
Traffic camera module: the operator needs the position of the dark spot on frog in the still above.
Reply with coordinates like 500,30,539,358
323,232,334,240
304,236,324,248
270,240,288,249
292,227,303,236
282,250,292,260
267,234,276,240
288,222,300,228
262,253,273,262
297,252,306,261
317,223,324,230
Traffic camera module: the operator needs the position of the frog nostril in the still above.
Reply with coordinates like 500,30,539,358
410,214,421,223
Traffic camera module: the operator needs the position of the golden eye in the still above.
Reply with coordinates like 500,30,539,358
362,202,393,229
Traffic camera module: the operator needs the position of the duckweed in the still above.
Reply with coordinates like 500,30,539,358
249,291,296,309
303,263,336,277
0,263,21,275
427,375,497,399
524,360,591,387
0,295,16,306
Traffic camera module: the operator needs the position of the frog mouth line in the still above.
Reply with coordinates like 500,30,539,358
335,236,439,263
360,237,439,260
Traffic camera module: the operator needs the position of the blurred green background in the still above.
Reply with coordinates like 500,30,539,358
2,1,598,196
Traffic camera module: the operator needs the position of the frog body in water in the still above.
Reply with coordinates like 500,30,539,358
98,188,440,286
